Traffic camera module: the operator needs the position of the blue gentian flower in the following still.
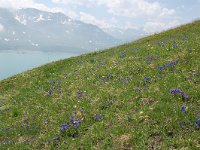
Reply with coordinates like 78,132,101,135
170,89,189,100
48,90,53,96
69,113,81,128
157,66,163,71
48,80,55,84
95,114,104,121
24,120,29,126
144,76,150,81
47,140,51,144
194,73,199,77
107,74,113,78
146,56,152,60
70,114,75,123
102,101,113,109
73,120,81,129
60,123,70,131
80,108,84,113
195,118,200,127
181,106,186,113
180,92,189,100
170,89,181,94
52,135,59,140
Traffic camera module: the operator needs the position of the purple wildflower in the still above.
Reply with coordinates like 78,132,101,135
170,89,189,100
157,66,163,71
69,114,81,128
194,73,199,77
170,89,181,94
70,115,75,123
47,140,51,144
144,76,150,81
180,92,189,100
146,56,152,60
73,120,81,129
60,123,70,131
181,106,186,113
48,90,53,96
195,118,200,127
24,119,29,127
52,135,59,140
102,101,113,109
107,74,113,78
95,114,104,121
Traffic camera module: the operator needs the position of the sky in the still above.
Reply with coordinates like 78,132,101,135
0,0,199,33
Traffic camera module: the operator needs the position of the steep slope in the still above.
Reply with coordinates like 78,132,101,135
0,21,200,149
0,8,120,52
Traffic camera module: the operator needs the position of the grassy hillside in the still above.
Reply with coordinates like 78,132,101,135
0,20,200,149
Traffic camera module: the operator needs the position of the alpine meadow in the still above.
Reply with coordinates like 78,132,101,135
0,20,200,149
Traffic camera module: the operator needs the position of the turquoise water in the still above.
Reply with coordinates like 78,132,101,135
0,51,79,80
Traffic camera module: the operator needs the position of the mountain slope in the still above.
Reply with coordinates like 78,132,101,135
105,27,146,42
0,8,120,52
0,20,200,149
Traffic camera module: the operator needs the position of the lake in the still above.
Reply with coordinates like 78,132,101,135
0,50,79,80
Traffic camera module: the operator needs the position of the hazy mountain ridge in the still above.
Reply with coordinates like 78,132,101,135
0,8,120,52
105,27,146,42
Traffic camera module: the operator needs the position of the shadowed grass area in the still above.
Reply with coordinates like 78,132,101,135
0,20,200,149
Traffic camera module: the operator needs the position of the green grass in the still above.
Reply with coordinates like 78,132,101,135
0,20,200,149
